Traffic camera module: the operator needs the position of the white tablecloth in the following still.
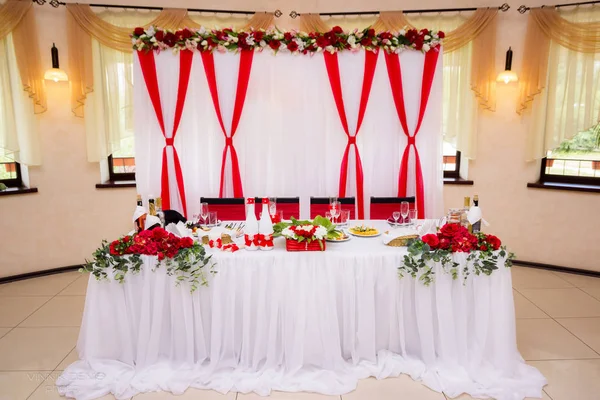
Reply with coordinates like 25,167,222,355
57,221,546,400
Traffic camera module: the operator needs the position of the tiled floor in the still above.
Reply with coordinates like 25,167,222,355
0,266,599,400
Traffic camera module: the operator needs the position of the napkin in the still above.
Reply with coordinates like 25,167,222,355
145,215,162,230
165,222,192,238
133,206,147,222
382,226,419,245
467,206,490,227
415,219,438,236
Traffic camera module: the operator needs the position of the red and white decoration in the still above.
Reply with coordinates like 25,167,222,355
134,49,443,219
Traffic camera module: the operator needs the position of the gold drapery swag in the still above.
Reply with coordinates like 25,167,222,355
300,9,498,111
66,4,274,117
0,0,46,113
517,7,600,115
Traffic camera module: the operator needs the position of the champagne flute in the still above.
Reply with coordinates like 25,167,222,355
400,201,409,226
200,202,209,226
330,200,340,224
392,211,400,226
408,209,418,225
269,197,277,217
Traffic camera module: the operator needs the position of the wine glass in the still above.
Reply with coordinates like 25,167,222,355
200,202,209,226
400,201,409,226
269,197,277,217
392,211,401,225
408,209,418,225
330,201,340,223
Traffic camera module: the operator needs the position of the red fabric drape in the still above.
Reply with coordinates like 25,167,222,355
384,50,439,219
324,51,378,220
138,50,193,217
201,50,254,198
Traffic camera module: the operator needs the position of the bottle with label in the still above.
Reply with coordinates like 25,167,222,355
461,196,472,232
136,194,143,207
148,197,156,216
156,197,165,227
258,197,274,251
244,198,259,251
472,195,481,233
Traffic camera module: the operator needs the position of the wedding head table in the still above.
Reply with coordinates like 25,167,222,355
57,220,546,400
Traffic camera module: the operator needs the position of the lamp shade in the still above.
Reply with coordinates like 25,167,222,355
496,47,518,84
44,43,68,82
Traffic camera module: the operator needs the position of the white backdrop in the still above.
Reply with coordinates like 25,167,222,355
134,50,443,219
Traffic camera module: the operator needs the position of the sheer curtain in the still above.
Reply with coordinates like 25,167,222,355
531,6,600,160
84,9,256,163
0,33,39,166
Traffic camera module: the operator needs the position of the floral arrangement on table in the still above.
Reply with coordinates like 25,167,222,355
131,25,444,54
399,223,515,286
273,216,340,251
83,228,214,292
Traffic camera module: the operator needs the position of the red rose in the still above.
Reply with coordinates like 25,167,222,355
163,32,177,47
181,237,193,248
420,28,429,36
360,37,372,46
215,30,226,41
479,244,488,251
486,234,502,250
405,29,418,42
133,27,145,36
123,236,131,243
379,31,393,41
154,30,164,41
269,40,281,50
316,36,330,48
324,31,338,44
422,234,440,249
366,28,375,38
176,28,192,40
157,252,165,261
413,36,424,50
331,26,344,34
439,223,461,238
437,31,445,39
284,32,294,41
438,237,451,250
287,41,299,52
253,31,264,41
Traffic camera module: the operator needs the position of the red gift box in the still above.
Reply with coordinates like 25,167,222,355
285,238,326,252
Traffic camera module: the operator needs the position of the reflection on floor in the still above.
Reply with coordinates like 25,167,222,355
1,266,599,399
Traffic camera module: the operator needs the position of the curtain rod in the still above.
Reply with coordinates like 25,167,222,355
518,1,600,13
289,3,510,19
32,0,283,17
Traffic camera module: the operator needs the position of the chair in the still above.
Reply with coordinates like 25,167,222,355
200,197,246,221
310,197,356,219
369,196,416,220
254,197,300,220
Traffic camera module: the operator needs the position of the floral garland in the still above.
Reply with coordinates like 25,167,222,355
399,224,515,286
83,228,215,292
131,26,444,54
273,216,340,250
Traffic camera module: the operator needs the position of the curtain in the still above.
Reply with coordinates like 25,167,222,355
0,33,40,165
522,6,600,160
134,51,443,219
80,8,272,162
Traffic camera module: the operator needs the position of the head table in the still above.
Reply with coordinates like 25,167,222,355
57,220,546,400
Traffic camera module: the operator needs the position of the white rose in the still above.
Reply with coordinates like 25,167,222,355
399,29,406,36
422,43,430,52
201,40,208,46
424,35,431,40
314,226,328,240
146,26,156,36
348,35,356,46
260,40,267,47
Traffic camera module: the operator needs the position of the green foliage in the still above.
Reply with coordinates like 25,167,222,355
273,216,341,240
554,124,600,154
0,183,6,191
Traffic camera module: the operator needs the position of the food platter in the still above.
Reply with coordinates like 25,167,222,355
348,226,381,237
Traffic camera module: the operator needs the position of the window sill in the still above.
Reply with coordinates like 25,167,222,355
0,187,38,197
444,177,474,185
96,181,136,189
527,181,600,194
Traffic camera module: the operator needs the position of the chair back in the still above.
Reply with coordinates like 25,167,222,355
200,197,246,221
369,196,416,220
254,197,300,220
310,197,356,219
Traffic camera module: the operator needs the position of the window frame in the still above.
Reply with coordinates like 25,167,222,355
0,160,22,188
540,156,600,186
107,154,136,182
443,150,462,179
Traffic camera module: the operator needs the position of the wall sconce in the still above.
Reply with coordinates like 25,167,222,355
496,47,518,84
44,43,68,82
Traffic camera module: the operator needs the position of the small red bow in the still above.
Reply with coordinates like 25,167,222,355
223,243,240,253
258,233,274,247
244,234,259,247
208,238,223,249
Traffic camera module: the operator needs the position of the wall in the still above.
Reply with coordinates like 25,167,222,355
1,0,598,278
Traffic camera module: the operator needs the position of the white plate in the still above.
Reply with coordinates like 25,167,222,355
348,228,381,238
326,235,351,243
205,220,222,228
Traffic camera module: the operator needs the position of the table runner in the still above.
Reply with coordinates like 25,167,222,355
57,221,546,400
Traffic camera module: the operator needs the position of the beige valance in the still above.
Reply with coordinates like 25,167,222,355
518,7,600,114
0,0,46,113
66,4,274,117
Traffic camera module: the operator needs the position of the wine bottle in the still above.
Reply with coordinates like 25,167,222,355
136,194,143,207
156,197,164,227
258,197,274,251
243,198,259,251
148,197,156,216
462,196,472,232
472,195,481,233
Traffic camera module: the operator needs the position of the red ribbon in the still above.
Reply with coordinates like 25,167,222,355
324,51,378,220
244,234,259,247
257,233,274,247
138,50,193,218
201,50,254,198
209,238,223,249
384,50,439,219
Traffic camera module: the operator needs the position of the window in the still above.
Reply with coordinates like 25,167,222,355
0,154,22,188
108,136,135,182
443,141,461,179
540,124,600,185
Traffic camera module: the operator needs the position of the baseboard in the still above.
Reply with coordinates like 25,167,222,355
0,265,83,285
514,259,600,278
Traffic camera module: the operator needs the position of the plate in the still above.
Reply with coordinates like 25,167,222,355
326,233,351,242
205,220,222,228
348,226,381,237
